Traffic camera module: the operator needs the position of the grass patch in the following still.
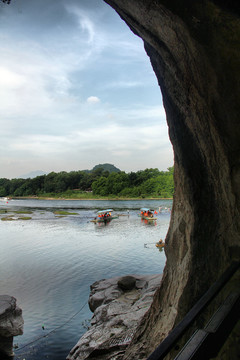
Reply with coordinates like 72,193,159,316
1,215,32,221
53,210,78,215
14,210,33,214
1,216,14,221
0,209,8,214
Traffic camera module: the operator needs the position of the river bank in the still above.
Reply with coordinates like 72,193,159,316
10,196,173,201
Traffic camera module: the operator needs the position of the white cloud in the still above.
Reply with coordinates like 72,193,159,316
87,96,100,104
75,12,95,44
0,0,173,178
0,67,26,88
65,5,105,54
102,80,143,90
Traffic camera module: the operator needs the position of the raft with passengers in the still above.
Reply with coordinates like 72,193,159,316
91,209,119,223
139,208,157,221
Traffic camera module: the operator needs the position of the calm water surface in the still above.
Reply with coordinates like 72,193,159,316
0,199,172,360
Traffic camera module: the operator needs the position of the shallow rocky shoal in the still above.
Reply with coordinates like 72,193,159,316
67,274,162,360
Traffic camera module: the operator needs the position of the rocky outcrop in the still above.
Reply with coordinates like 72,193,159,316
67,274,162,360
101,1,240,359
0,295,24,357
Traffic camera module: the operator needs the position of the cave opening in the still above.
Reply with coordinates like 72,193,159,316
0,0,239,359
103,1,240,359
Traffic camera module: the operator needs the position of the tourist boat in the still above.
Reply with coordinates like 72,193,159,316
91,209,118,223
139,208,157,221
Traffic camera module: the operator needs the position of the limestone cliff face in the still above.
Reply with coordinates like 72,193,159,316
104,1,240,358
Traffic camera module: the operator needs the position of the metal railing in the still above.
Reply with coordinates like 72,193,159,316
147,261,240,360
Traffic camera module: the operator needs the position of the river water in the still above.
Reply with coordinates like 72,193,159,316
0,198,172,360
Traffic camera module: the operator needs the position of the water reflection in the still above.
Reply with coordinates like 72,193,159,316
141,218,157,226
0,199,172,360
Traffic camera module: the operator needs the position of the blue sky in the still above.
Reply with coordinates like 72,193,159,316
0,0,173,179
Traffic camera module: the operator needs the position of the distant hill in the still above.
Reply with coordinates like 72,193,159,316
17,170,47,179
15,164,120,179
86,163,121,173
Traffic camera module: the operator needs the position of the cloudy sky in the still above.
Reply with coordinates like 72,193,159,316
0,0,173,179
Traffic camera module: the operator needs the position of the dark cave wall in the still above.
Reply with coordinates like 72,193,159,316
104,1,240,358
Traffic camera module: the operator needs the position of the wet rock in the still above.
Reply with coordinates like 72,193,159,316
67,274,162,360
0,295,24,357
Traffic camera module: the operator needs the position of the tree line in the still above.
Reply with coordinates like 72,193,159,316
0,167,174,198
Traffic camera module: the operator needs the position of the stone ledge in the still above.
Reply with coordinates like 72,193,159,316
67,274,162,360
0,295,23,338
0,295,24,357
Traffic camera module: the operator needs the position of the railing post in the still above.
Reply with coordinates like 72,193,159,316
147,261,240,360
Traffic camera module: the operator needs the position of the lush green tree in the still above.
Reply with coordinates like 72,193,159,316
0,178,10,196
2,165,174,198
68,171,84,189
92,177,108,196
111,172,129,194
29,176,45,194
0,186,7,196
43,172,57,193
